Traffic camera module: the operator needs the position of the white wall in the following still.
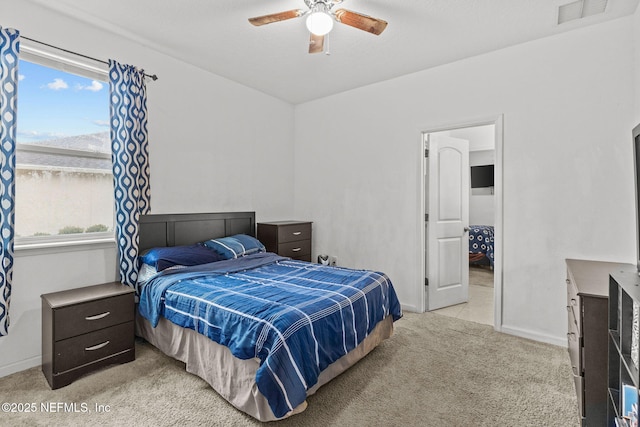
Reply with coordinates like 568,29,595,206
2,3,638,377
450,125,495,151
438,127,496,226
429,128,496,225
469,150,495,226
293,17,637,345
0,1,295,375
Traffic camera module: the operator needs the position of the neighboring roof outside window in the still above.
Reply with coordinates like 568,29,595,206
17,131,111,172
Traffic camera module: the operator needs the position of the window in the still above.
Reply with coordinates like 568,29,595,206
15,47,113,246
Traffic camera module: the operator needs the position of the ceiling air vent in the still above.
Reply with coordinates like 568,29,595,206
558,0,608,24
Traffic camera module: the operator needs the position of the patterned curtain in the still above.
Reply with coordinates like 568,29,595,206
109,60,150,294
0,28,19,336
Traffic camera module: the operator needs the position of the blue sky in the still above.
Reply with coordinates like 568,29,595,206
17,59,108,143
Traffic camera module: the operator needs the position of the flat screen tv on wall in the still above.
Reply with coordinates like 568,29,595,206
470,165,494,188
634,123,640,272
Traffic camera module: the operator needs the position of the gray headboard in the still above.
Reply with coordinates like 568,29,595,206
138,212,256,253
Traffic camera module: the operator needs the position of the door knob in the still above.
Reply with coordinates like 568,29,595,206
463,227,470,233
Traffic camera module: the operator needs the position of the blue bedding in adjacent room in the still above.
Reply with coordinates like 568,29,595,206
469,225,494,266
138,252,402,419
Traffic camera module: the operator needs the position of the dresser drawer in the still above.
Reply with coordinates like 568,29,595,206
54,321,134,374
54,294,134,341
278,239,311,258
567,311,581,376
566,276,581,336
572,372,585,418
277,223,311,244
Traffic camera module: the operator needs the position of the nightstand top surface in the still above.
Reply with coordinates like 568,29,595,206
41,281,133,309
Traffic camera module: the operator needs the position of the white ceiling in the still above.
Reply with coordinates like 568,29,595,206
29,0,640,104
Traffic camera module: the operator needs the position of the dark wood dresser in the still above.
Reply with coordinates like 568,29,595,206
257,221,312,262
565,259,633,426
41,281,135,389
607,267,640,425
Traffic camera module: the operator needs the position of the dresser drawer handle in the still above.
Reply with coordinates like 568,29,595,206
292,231,302,236
85,311,110,321
566,279,571,285
292,247,301,252
85,340,110,351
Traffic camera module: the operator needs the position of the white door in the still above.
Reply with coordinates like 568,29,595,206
426,133,470,311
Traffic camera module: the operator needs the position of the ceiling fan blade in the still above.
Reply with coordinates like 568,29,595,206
334,9,388,35
248,9,304,26
309,33,324,54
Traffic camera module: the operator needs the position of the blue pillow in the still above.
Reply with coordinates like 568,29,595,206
230,234,266,253
139,244,224,271
203,234,265,259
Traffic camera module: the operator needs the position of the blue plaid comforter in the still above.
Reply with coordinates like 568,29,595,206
138,252,402,418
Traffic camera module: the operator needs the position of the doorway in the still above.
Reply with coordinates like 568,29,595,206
420,116,503,331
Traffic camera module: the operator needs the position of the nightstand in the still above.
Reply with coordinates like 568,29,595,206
41,281,135,389
257,221,312,262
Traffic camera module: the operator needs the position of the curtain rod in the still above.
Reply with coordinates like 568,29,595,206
20,35,158,81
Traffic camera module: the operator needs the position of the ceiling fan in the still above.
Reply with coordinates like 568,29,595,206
248,0,388,54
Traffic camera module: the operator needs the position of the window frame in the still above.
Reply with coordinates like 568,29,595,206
14,43,115,252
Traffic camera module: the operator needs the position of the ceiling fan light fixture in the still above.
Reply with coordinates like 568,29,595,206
248,0,388,54
306,7,334,36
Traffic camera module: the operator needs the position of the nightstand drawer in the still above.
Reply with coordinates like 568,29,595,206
258,221,313,262
54,321,134,374
279,240,311,258
42,282,135,389
54,294,134,340
277,223,311,243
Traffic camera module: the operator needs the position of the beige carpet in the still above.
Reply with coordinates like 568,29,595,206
0,313,579,427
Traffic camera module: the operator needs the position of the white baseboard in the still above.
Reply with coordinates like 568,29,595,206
0,355,41,378
400,303,419,313
500,324,567,348
398,305,565,348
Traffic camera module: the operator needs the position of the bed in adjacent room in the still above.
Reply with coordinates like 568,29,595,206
134,212,402,422
468,225,494,267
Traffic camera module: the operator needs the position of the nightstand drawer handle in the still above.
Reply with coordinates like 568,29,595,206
292,247,301,252
85,311,110,321
85,340,110,351
292,231,302,236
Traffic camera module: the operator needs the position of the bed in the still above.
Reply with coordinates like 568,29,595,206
134,212,402,422
468,225,494,267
